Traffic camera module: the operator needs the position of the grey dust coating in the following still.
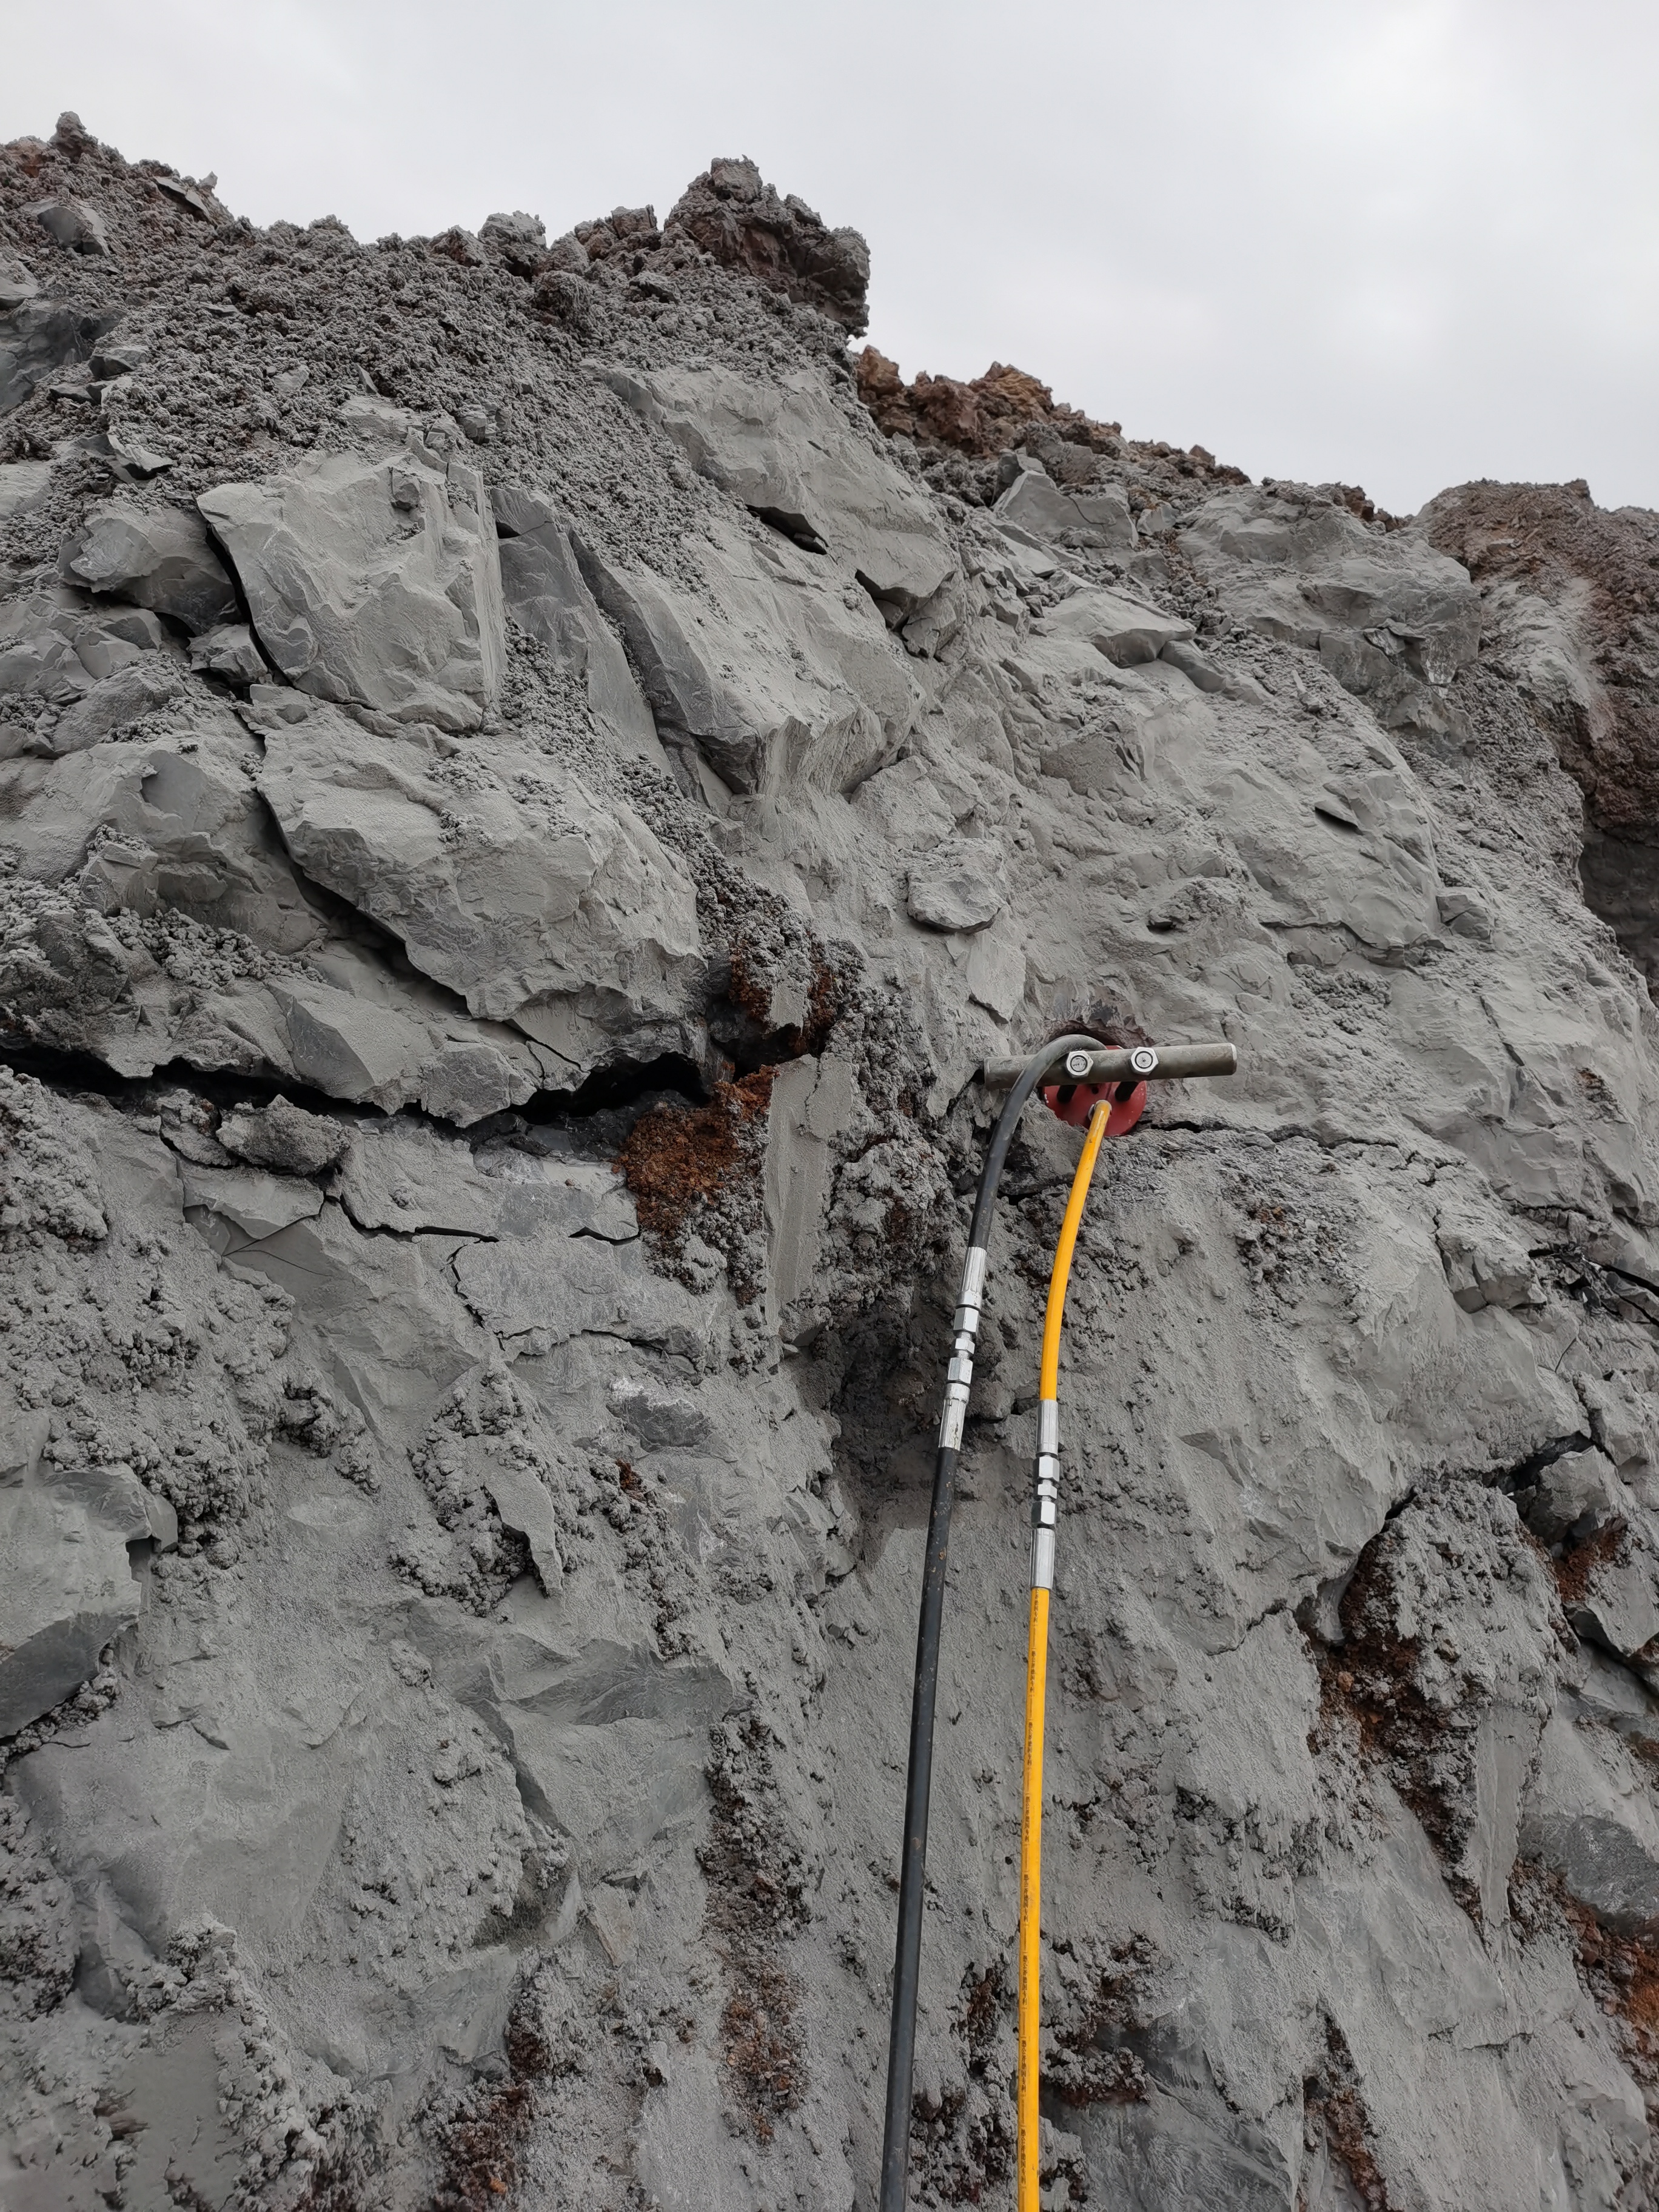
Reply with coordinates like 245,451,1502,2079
4,108,1659,2212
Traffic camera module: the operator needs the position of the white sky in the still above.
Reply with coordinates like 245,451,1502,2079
4,0,1656,515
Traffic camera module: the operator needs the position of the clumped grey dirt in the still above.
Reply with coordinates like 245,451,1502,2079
4,104,1659,2210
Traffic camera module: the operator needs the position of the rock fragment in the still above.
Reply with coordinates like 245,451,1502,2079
187,622,266,683
24,197,109,255
216,1093,350,1175
253,700,702,1062
907,839,1007,933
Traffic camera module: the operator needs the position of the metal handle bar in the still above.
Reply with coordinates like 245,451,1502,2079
980,1039,1237,1091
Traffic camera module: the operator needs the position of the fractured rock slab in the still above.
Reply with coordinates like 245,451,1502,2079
601,361,955,612
60,500,240,635
995,462,1137,551
254,700,702,1062
576,509,914,796
492,480,665,765
199,449,504,731
0,1469,145,1735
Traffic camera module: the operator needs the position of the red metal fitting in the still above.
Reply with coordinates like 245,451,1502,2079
1041,1078,1147,1134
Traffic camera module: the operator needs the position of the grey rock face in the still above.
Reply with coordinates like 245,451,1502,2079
334,1122,501,1236
1181,481,1482,742
6,124,1659,2212
199,448,504,731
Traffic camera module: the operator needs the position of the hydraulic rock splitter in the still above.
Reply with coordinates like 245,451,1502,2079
878,1036,1238,2212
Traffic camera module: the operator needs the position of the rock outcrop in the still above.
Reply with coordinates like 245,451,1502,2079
667,157,871,335
4,112,1659,2212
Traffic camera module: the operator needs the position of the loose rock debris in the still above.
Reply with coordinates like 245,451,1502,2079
3,104,1659,2210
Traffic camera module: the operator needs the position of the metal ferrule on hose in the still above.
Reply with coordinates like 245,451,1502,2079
938,1245,988,1452
1031,1397,1060,1590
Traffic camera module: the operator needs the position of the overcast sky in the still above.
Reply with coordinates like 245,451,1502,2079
5,0,1656,515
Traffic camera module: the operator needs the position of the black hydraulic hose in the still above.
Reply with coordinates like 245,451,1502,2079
877,1033,1106,2212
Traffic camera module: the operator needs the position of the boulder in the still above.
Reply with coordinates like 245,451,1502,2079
907,838,1007,933
1436,1209,1538,1312
254,700,702,1054
0,258,38,309
1160,637,1227,692
1436,885,1494,941
198,449,504,731
1521,1447,1623,1547
1578,1374,1656,1476
480,210,545,252
599,363,955,614
492,482,664,763
994,464,1136,551
1036,585,1195,668
60,500,239,634
10,726,330,956
1521,1698,1659,1931
0,458,51,521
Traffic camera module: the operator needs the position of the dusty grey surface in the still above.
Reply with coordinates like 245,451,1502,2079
4,107,1659,2211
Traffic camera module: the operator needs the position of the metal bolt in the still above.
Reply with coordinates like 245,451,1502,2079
1130,1047,1159,1075
1064,1050,1092,1078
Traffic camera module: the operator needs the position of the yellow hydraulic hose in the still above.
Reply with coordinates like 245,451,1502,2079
1018,1095,1112,2211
